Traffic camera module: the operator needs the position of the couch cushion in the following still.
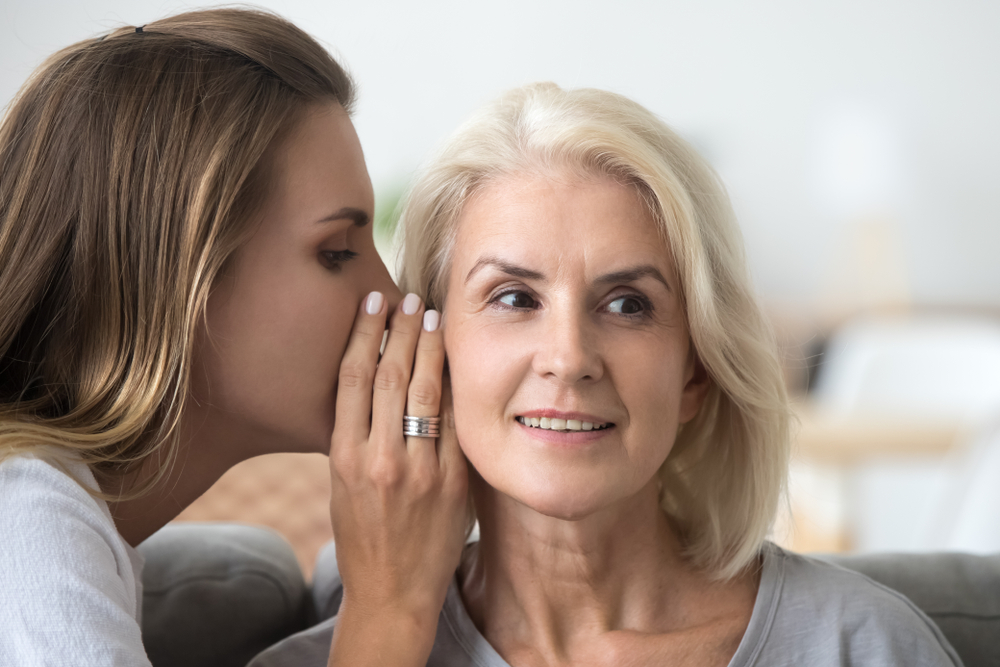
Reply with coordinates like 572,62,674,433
823,551,1000,667
311,540,343,622
139,523,310,667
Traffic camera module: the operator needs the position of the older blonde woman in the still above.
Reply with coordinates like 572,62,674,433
254,84,960,667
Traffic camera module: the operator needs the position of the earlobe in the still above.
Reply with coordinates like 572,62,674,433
678,352,710,424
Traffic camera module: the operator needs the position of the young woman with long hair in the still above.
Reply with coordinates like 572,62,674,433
0,9,467,665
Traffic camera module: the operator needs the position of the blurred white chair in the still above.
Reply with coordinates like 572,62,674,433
806,313,1000,552
812,315,1000,422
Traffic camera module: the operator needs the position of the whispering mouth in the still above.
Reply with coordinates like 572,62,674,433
516,416,614,432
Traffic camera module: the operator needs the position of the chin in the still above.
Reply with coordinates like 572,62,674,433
504,478,618,521
471,456,642,521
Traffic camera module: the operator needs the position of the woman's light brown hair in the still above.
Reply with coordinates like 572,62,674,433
0,8,354,497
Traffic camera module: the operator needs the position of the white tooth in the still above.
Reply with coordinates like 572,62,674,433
550,418,566,430
567,419,582,430
530,417,540,427
540,417,551,429
582,422,594,431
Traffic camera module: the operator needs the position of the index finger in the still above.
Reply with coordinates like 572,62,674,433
333,291,388,447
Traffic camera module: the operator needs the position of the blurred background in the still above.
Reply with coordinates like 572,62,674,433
4,0,998,575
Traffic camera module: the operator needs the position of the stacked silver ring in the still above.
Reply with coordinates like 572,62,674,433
403,415,440,438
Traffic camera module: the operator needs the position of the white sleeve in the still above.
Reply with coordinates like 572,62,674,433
0,456,152,667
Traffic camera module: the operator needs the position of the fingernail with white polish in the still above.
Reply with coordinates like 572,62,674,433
402,293,422,316
423,310,440,332
365,291,384,315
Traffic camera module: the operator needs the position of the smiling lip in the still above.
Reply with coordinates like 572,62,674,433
514,410,616,439
516,418,615,445
518,410,612,422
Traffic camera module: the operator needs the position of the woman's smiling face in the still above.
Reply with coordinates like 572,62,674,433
443,169,709,519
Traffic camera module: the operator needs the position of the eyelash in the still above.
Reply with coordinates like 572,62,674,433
320,249,359,270
488,288,654,320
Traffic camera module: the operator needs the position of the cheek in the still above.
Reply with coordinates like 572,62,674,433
445,322,523,456
200,261,359,445
222,275,353,376
445,330,493,433
446,321,526,402
616,339,690,437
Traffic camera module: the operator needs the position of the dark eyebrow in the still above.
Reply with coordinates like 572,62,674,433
595,265,672,292
317,207,370,227
465,256,545,284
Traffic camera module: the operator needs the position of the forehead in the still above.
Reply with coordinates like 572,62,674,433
452,170,672,272
269,103,373,211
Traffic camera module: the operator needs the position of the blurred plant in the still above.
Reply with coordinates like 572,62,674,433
374,183,406,245
373,182,408,277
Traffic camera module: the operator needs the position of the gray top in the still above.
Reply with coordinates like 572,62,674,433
249,543,963,667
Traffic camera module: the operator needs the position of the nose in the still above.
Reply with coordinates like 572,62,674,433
532,306,603,384
364,252,403,313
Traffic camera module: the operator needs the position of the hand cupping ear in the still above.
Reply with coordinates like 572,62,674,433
327,291,468,667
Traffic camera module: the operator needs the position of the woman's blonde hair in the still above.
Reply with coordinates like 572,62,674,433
398,83,790,580
0,8,354,497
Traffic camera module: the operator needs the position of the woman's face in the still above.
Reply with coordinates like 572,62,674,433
194,102,398,456
444,170,708,519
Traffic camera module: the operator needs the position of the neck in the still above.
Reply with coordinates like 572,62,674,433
461,473,699,661
103,399,266,547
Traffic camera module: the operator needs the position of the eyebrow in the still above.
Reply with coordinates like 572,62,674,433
465,256,544,284
316,207,370,227
595,265,672,292
465,256,671,292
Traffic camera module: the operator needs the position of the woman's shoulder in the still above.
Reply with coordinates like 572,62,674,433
1,449,95,486
738,543,962,666
0,451,139,583
0,452,148,664
0,451,107,524
768,543,942,618
248,578,489,667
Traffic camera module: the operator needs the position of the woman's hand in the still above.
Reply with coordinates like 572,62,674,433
327,291,469,667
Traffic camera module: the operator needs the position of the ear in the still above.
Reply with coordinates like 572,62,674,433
678,347,710,424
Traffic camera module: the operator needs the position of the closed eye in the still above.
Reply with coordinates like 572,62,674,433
320,249,359,271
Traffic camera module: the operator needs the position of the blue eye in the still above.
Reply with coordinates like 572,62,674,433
496,291,537,309
607,295,646,315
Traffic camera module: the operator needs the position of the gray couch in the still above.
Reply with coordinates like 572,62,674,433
138,523,1000,667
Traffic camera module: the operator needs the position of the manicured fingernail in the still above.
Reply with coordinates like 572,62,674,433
423,310,440,332
365,291,384,315
402,293,422,316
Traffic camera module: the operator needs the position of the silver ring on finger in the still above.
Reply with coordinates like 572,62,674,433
403,415,440,438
